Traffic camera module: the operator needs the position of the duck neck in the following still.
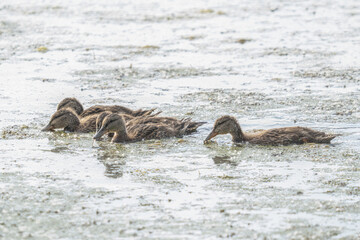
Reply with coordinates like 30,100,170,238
230,121,245,143
64,114,80,132
112,128,133,143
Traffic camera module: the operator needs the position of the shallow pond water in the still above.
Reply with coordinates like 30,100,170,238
1,0,360,239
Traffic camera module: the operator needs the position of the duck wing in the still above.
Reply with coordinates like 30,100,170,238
77,114,98,133
248,127,336,145
129,124,177,140
80,105,134,118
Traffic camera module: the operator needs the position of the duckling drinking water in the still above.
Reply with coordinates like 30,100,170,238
204,115,337,145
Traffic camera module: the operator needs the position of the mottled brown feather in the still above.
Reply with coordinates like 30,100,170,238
80,105,156,118
126,115,205,134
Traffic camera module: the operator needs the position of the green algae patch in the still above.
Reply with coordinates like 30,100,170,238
36,46,49,53
199,9,226,15
1,125,33,139
182,35,204,40
236,38,252,44
217,174,238,180
199,9,214,14
141,45,160,50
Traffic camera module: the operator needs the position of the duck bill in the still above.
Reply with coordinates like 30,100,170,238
93,127,106,140
204,131,218,142
41,124,54,132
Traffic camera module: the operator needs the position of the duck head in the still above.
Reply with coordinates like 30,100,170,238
204,115,244,143
42,108,80,132
93,114,126,140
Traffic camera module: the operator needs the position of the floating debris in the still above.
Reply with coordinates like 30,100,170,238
235,38,252,44
141,45,160,50
36,46,49,53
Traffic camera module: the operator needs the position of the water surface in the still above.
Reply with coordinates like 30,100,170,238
1,0,360,239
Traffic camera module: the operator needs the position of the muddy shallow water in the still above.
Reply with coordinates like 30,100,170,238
1,0,360,239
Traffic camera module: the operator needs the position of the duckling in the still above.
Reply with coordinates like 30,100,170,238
56,97,155,118
93,113,192,143
204,115,337,145
42,108,97,133
94,112,205,140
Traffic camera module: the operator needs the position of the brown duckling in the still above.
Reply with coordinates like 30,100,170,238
42,108,98,133
56,97,156,118
94,112,205,139
204,115,337,145
93,113,192,143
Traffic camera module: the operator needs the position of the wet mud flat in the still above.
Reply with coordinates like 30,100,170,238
1,0,360,239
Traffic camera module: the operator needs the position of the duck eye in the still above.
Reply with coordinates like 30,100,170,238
58,103,65,109
104,119,114,128
217,120,227,127
53,113,66,121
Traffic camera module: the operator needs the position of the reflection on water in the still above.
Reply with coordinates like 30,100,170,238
50,146,70,153
212,155,238,166
103,161,125,179
96,149,126,179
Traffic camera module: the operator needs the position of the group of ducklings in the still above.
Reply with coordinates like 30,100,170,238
42,98,337,145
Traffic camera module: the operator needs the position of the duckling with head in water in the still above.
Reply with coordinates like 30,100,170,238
56,97,155,118
204,115,337,145
93,112,206,141
93,113,202,143
44,98,158,132
42,108,97,133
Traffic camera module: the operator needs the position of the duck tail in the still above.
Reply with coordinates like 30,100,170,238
185,121,206,134
316,134,338,143
176,121,192,137
133,108,157,117
149,110,162,117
